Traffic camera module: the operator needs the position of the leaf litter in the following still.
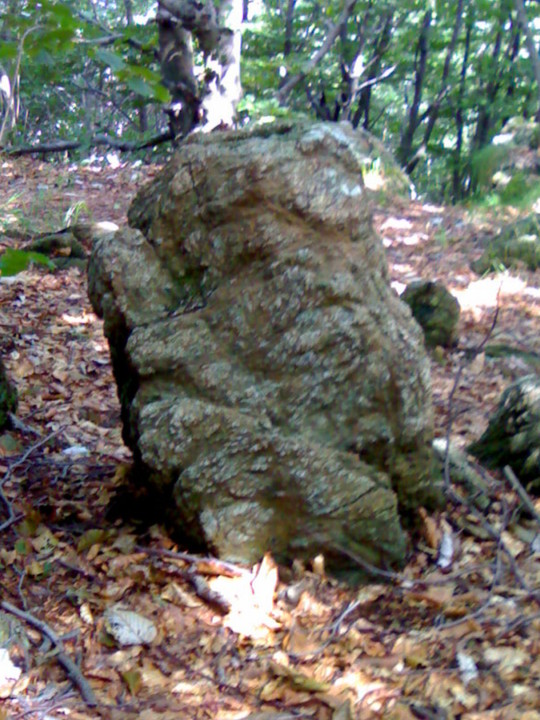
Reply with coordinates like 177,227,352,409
0,157,538,719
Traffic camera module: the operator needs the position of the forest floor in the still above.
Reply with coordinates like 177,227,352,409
0,156,539,720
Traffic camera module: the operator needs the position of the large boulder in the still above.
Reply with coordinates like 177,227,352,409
88,122,443,578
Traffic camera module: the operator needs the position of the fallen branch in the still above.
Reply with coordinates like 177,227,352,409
135,544,252,578
3,131,173,157
7,411,43,438
0,601,98,707
504,465,540,527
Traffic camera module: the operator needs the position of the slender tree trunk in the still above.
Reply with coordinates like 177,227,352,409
351,9,393,129
124,0,148,132
123,0,134,26
396,9,431,169
421,0,464,152
452,15,472,201
467,16,505,194
513,0,540,120
283,0,296,58
471,26,503,152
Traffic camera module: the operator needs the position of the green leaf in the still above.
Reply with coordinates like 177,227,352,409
77,529,108,552
47,1,78,28
149,83,171,104
0,249,55,276
94,48,127,72
0,42,17,61
126,76,158,99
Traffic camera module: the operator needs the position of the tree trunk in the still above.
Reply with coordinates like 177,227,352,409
351,10,393,130
513,0,540,120
277,0,358,103
452,17,472,201
419,0,464,159
156,0,243,138
396,10,432,170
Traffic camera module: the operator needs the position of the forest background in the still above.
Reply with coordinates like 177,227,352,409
2,0,540,205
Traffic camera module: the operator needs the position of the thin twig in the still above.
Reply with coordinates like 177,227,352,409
6,427,64,475
444,294,500,490
7,411,43,437
503,465,540,527
0,601,98,707
0,428,64,529
495,610,540,640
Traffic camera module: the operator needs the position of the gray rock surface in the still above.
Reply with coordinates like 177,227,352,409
469,375,540,493
88,122,443,578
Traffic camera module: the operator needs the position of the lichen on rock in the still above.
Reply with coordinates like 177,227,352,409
88,122,443,579
469,375,540,493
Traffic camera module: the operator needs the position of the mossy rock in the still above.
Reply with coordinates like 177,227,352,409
472,215,540,274
468,375,540,494
0,358,17,430
401,280,460,348
29,231,87,269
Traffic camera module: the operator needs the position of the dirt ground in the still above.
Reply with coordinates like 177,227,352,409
0,156,538,720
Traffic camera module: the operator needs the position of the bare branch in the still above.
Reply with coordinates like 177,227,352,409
278,0,359,102
0,601,98,707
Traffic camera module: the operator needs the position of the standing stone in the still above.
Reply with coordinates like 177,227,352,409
89,122,443,579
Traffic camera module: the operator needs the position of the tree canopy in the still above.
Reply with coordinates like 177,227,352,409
2,0,540,201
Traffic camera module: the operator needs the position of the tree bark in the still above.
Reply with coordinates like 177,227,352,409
396,10,432,170
156,0,243,138
351,10,394,129
283,0,296,58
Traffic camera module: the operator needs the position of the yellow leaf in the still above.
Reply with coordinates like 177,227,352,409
31,527,58,556
269,661,331,692
121,669,142,696
77,529,108,553
26,560,44,577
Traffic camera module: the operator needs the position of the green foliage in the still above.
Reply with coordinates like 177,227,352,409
1,0,166,149
0,248,55,276
2,0,540,200
64,200,89,227
470,145,511,191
